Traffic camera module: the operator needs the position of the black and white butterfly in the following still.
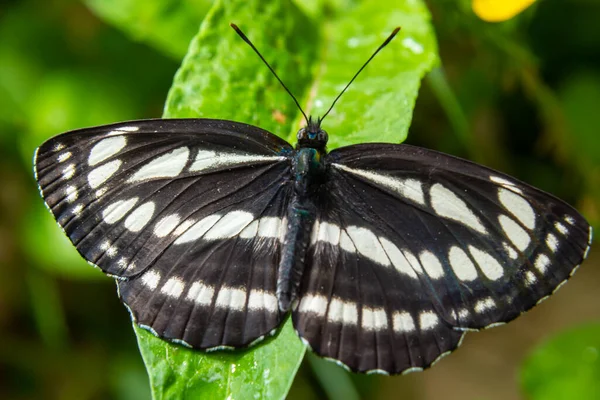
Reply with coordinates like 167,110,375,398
33,25,592,375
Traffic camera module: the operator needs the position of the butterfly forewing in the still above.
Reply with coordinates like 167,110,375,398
35,119,295,348
292,143,592,374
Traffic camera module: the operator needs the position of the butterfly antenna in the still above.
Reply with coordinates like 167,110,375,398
230,23,310,126
319,27,401,125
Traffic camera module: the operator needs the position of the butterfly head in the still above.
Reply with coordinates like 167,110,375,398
296,116,328,149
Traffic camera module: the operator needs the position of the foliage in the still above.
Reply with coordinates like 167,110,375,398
521,323,600,400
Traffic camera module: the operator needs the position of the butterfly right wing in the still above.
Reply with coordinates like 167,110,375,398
292,143,591,374
35,118,295,348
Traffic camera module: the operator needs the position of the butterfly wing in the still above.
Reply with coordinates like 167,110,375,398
35,119,294,348
293,143,592,374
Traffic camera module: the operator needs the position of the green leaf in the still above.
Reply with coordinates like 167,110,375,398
135,320,304,399
302,0,438,149
521,323,600,400
138,0,438,398
164,0,318,138
85,0,213,59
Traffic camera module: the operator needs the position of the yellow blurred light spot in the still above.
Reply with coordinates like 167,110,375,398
472,0,537,22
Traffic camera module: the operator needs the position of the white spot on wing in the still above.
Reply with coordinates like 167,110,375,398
403,250,425,276
124,201,155,232
458,309,469,320
379,237,418,279
89,136,127,166
298,294,328,317
204,211,254,240
174,215,220,244
215,287,247,311
419,311,438,331
474,297,496,313
248,290,278,312
403,179,425,205
141,270,160,290
88,160,122,188
117,126,138,132
58,152,72,163
534,254,550,274
100,240,117,257
327,298,358,325
186,282,214,305
499,215,531,251
257,217,282,238
345,226,390,266
419,250,445,279
339,231,355,253
102,197,139,224
239,220,258,239
190,150,284,172
161,277,185,299
490,175,524,194
362,307,388,331
53,143,66,152
154,214,181,237
430,183,486,234
546,233,559,253
313,221,341,246
525,271,537,286
63,164,76,180
554,222,568,236
468,245,503,280
503,242,518,260
173,219,196,236
393,312,415,333
498,188,536,229
65,185,78,203
332,164,426,205
106,126,139,136
448,246,478,281
71,203,84,215
128,147,189,182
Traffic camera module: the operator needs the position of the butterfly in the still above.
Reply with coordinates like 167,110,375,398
33,24,592,375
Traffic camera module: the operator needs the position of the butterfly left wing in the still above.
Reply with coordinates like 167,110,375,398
293,143,592,374
34,119,295,348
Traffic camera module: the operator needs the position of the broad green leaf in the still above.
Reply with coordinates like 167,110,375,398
521,323,600,400
136,320,304,399
164,0,318,137
138,0,438,398
303,0,438,149
85,0,213,59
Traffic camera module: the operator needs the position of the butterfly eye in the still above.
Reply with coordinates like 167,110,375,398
297,128,306,140
317,130,328,142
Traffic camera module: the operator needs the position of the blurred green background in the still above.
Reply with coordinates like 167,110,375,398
1,0,599,399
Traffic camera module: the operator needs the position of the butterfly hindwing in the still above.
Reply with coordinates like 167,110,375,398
35,119,295,348
117,185,291,348
292,143,592,374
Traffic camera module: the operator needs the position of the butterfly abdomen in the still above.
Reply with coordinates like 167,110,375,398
277,148,325,311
